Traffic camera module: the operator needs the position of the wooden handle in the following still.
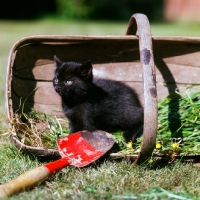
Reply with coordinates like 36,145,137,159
0,166,50,198
0,157,71,198
126,13,158,164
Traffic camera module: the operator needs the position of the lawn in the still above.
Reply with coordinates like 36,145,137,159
1,17,200,199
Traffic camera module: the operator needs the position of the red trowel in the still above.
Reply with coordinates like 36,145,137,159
0,130,115,198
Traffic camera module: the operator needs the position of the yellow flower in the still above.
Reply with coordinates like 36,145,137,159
172,143,179,150
127,141,133,149
149,158,153,163
156,142,161,149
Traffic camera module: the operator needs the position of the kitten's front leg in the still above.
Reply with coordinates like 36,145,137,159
67,107,97,134
68,115,90,134
69,118,97,134
68,121,80,134
65,118,77,134
123,125,143,143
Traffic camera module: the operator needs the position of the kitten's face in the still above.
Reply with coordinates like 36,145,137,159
53,56,93,100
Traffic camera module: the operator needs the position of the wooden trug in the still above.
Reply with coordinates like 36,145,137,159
6,13,200,163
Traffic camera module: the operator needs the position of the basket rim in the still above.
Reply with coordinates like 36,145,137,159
10,134,61,159
10,132,200,162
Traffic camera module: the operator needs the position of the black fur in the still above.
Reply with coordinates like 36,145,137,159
53,55,144,142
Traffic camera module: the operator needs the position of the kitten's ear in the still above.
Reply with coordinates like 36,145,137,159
54,55,62,68
80,60,93,79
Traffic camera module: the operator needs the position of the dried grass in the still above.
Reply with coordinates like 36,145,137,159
7,110,69,149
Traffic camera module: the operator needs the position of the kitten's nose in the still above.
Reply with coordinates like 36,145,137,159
55,86,61,93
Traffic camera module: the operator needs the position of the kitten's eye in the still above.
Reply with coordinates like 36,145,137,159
54,78,59,84
65,80,73,86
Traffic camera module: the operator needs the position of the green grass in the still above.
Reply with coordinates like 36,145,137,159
1,145,200,200
1,18,200,199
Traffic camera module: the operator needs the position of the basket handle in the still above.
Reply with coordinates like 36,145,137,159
126,13,158,165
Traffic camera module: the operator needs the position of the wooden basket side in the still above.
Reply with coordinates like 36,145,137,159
6,35,145,158
7,36,144,118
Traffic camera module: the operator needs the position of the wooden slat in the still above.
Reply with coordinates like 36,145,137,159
13,62,142,81
13,60,200,85
156,63,200,84
153,39,200,67
14,41,140,70
12,75,144,103
12,70,200,113
12,76,61,105
11,90,63,117
13,63,55,81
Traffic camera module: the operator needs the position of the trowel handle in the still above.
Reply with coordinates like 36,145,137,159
0,158,71,198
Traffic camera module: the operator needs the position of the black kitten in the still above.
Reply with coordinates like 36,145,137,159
53,55,144,142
